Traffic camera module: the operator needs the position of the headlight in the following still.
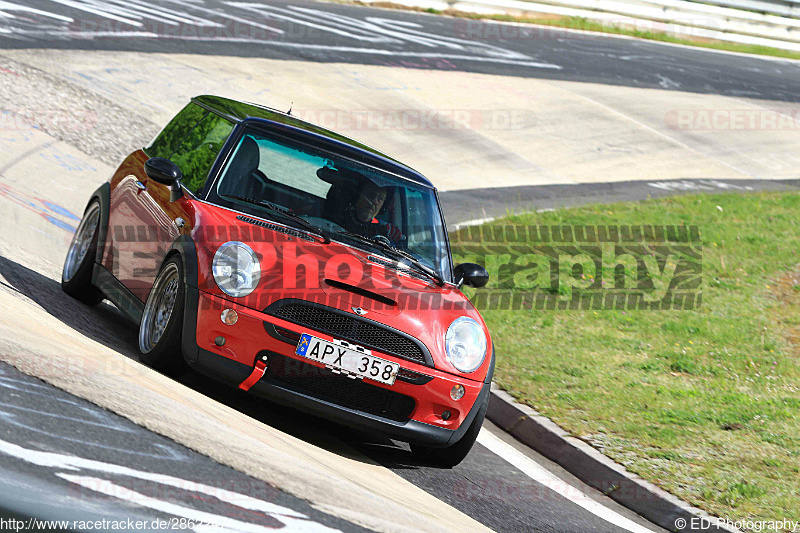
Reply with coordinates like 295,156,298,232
212,241,260,298
445,317,487,373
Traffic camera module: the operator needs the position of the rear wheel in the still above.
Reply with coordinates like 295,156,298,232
138,256,188,376
61,201,103,305
411,395,488,469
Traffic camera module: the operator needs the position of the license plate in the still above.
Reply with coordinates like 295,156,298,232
295,334,399,386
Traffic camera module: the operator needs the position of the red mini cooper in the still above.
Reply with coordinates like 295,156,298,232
62,95,492,467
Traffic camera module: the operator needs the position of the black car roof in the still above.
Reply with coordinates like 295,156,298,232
192,95,434,188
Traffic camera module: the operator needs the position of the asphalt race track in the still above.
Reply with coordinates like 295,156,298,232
0,0,797,531
2,0,799,103
0,261,662,531
0,362,365,532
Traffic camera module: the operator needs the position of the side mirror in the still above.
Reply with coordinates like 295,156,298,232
454,263,489,289
144,158,184,201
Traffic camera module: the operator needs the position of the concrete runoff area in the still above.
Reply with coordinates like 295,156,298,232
1,49,799,196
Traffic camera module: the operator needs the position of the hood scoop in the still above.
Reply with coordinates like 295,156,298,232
324,279,396,308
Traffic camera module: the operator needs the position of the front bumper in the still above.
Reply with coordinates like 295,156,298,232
183,288,494,447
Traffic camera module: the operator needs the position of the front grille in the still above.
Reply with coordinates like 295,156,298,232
267,301,428,365
264,352,416,422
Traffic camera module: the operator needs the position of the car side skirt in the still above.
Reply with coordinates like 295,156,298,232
92,264,144,323
86,181,148,322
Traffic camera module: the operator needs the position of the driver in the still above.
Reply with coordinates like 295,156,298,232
339,179,403,242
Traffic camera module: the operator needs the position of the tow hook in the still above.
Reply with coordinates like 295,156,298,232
238,354,269,391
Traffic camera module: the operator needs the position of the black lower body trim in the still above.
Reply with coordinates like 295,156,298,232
180,278,200,364
261,351,416,422
186,348,486,447
92,264,144,324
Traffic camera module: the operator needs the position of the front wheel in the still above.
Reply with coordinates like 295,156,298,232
411,395,488,469
61,200,103,305
138,256,188,376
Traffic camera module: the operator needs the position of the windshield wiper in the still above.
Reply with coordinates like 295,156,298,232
220,194,330,244
337,231,444,286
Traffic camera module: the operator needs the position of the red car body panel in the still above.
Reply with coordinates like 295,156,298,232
80,96,495,450
196,291,483,431
187,200,492,383
104,150,195,302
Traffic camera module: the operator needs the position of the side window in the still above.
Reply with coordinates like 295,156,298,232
145,103,207,159
170,113,235,195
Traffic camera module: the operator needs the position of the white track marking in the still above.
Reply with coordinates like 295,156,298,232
42,0,143,26
365,15,530,59
6,28,562,67
477,429,657,533
159,0,285,35
59,474,338,532
0,437,340,532
227,3,394,43
0,1,559,68
114,0,224,27
0,1,73,21
59,475,279,533
228,4,535,61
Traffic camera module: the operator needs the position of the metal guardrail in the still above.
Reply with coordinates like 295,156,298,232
381,0,800,49
481,0,800,38
696,0,800,18
447,0,800,49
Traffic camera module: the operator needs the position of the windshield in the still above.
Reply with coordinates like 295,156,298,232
211,128,452,280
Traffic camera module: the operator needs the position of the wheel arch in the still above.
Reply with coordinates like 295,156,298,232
443,342,494,446
156,235,201,364
87,182,111,266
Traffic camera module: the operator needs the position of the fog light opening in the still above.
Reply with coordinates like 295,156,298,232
221,308,238,325
450,384,465,401
441,411,451,421
214,336,226,347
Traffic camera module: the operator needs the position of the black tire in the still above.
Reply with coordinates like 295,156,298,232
138,256,188,376
411,395,488,469
61,200,104,305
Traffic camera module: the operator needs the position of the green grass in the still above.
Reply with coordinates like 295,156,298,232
355,2,800,61
473,14,800,61
464,192,800,521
